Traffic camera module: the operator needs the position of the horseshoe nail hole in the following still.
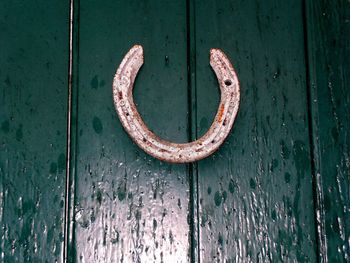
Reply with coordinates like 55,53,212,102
179,155,182,158
142,138,147,142
126,112,129,116
224,79,232,86
211,140,215,143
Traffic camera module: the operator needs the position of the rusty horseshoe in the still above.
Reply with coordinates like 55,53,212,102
113,45,240,163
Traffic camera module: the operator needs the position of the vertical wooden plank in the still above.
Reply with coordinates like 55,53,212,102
194,0,317,261
186,0,200,261
305,0,350,261
72,0,191,262
0,1,69,262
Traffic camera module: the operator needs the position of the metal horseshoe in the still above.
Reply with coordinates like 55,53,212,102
113,45,240,163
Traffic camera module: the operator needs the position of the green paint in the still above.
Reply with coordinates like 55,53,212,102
199,117,208,132
57,153,65,174
0,0,69,261
117,187,126,201
99,80,106,87
201,212,208,227
284,172,291,184
135,210,142,220
292,140,309,178
194,0,317,261
249,178,256,190
71,1,191,261
207,187,212,195
15,124,23,141
92,116,103,134
91,75,98,89
218,234,223,246
96,190,102,205
50,162,58,174
228,179,235,193
153,219,157,231
22,200,36,215
305,0,350,260
1,0,347,261
222,191,227,203
271,210,277,221
1,120,9,133
5,76,11,86
280,139,291,159
270,159,279,172
214,191,222,207
127,192,133,199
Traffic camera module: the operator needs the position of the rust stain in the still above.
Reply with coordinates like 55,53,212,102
218,104,225,123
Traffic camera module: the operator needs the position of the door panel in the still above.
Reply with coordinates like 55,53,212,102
305,0,350,261
194,0,317,261
0,1,69,262
1,0,349,262
72,0,191,262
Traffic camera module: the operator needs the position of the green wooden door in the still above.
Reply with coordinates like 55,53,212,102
1,0,349,262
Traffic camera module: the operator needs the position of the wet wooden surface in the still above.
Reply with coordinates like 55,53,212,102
194,0,317,261
69,0,191,262
0,1,69,262
1,0,349,262
305,0,350,261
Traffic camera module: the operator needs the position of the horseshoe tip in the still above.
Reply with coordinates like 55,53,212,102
133,44,142,48
132,44,144,54
210,48,223,56
210,48,218,55
210,48,226,64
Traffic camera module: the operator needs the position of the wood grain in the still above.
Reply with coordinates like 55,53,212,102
305,0,350,261
70,0,191,262
0,1,69,262
193,0,317,261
